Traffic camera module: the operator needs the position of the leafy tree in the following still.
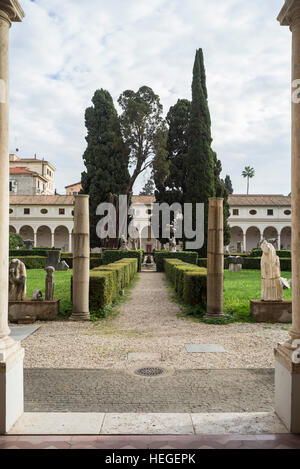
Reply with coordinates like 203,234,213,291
140,175,155,196
242,166,255,194
223,175,234,194
81,89,130,248
118,86,165,195
185,49,215,256
9,233,24,250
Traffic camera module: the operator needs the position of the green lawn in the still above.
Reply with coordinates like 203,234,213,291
224,270,292,321
26,269,292,322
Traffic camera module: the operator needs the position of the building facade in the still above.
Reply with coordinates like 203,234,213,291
9,195,74,252
9,167,49,195
65,182,82,196
228,194,291,252
9,153,56,195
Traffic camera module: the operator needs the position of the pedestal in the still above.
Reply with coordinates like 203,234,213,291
275,344,300,433
0,340,24,434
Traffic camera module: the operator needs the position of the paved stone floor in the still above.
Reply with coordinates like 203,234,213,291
24,368,274,413
1,434,300,449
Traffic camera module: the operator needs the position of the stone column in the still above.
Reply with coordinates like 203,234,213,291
0,0,25,435
33,231,37,248
51,231,55,248
275,0,300,433
69,231,72,253
70,195,90,321
205,198,224,319
243,232,247,253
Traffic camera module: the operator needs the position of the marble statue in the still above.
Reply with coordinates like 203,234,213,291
45,266,55,301
120,236,129,251
261,240,284,302
32,290,43,301
9,259,27,301
169,237,177,252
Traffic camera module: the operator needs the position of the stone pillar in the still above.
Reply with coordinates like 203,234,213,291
278,233,281,250
70,195,90,321
205,198,224,319
51,231,55,248
69,231,72,253
0,0,25,435
33,231,37,248
275,0,300,433
243,232,247,253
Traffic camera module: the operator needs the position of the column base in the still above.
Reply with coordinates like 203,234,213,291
204,312,224,320
274,344,300,433
69,312,90,322
0,340,24,435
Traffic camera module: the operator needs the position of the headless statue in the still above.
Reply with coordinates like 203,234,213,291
45,266,55,301
9,259,27,301
261,240,284,302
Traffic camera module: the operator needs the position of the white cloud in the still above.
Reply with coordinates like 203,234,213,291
9,0,291,195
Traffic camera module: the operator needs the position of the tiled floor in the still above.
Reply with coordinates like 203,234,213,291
1,434,300,449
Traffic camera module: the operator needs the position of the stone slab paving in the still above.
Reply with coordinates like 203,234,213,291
1,434,300,449
10,325,40,342
24,368,274,413
9,412,287,436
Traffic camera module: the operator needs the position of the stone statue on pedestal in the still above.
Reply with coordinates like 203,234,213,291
45,266,55,301
9,259,27,301
120,236,129,251
261,240,284,302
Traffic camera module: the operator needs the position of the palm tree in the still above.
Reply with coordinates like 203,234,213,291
242,166,255,195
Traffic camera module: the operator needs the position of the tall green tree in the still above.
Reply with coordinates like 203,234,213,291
223,175,234,194
140,175,156,196
242,166,255,194
213,152,231,246
185,49,215,256
118,86,165,195
81,89,130,248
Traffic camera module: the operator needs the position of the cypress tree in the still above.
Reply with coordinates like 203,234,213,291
81,89,130,247
185,49,215,256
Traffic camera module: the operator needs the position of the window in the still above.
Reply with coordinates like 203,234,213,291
284,210,291,216
41,209,48,214
9,181,12,192
233,209,239,216
9,209,13,214
59,208,65,215
249,210,257,215
73,192,78,195
24,208,30,215
147,209,152,215
267,209,274,216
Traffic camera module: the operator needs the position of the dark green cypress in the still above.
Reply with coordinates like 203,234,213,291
81,89,130,247
185,49,215,256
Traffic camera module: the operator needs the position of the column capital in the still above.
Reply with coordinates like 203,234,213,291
0,0,24,25
278,0,300,30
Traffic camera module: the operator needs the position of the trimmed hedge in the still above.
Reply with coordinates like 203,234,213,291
250,249,292,258
198,257,292,271
154,251,198,272
103,250,144,272
89,258,138,311
164,258,207,307
9,256,46,269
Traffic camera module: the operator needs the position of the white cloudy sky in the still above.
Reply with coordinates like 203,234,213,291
9,0,291,195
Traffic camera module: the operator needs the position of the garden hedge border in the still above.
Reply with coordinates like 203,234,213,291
164,258,207,307
9,256,46,270
198,257,291,271
102,250,144,272
154,251,198,272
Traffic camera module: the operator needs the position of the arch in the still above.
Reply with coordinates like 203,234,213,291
36,225,52,248
9,226,16,234
229,226,244,252
263,226,279,248
246,226,261,252
54,226,69,252
19,225,34,242
280,226,291,250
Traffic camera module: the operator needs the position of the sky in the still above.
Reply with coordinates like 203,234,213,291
9,0,291,195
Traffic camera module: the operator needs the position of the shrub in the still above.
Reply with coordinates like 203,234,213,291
164,259,207,307
87,258,138,312
9,233,24,250
10,249,47,257
155,251,198,272
9,256,46,269
103,250,144,272
250,249,291,259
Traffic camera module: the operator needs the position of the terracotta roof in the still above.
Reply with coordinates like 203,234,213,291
65,182,82,189
10,167,35,175
132,195,156,204
9,195,75,206
228,194,291,207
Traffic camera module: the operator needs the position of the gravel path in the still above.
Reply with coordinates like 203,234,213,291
22,272,289,369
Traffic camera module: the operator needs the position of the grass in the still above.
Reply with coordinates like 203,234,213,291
166,269,292,324
26,269,292,324
26,269,140,321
